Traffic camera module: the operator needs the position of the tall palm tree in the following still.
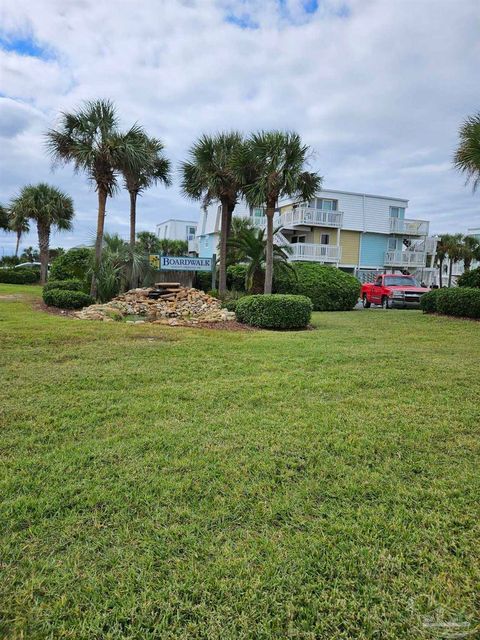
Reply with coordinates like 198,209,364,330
435,234,450,287
227,225,294,293
9,184,74,284
462,235,480,272
234,131,321,293
0,205,9,231
45,99,145,296
118,129,171,249
11,216,30,257
180,132,244,294
454,112,480,190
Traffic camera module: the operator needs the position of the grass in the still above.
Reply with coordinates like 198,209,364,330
1,284,479,639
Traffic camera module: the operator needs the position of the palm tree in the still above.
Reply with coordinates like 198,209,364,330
226,215,254,265
435,235,450,287
9,184,74,284
180,132,244,294
11,216,30,257
227,225,294,292
445,233,464,287
136,230,161,254
45,99,145,296
0,205,9,231
118,129,171,250
234,131,321,293
454,112,480,190
462,235,480,272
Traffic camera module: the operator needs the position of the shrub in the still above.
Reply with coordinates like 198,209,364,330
43,288,94,309
227,264,248,291
420,289,441,314
43,279,85,294
194,271,215,292
49,248,92,282
434,288,480,319
236,294,312,329
458,267,480,289
274,263,360,311
0,268,39,284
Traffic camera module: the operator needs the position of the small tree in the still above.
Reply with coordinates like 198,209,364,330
9,184,74,284
227,225,294,292
235,131,321,293
462,235,480,272
445,234,464,287
181,132,244,294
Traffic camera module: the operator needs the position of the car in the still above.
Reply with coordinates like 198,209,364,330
361,274,430,309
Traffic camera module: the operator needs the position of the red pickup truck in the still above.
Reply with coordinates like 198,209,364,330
361,274,430,309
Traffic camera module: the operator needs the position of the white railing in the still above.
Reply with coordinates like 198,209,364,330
389,217,429,236
384,250,427,267
289,243,341,262
280,207,343,228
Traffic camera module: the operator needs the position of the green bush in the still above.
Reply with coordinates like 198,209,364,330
236,294,312,329
43,288,94,309
458,267,480,289
227,264,248,291
0,268,39,284
433,288,480,319
194,271,215,292
274,263,360,311
49,248,92,282
420,289,440,314
43,279,85,294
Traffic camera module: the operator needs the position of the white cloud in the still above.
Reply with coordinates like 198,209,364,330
0,0,479,254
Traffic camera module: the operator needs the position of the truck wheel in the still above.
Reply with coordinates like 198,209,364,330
381,296,391,309
362,294,371,308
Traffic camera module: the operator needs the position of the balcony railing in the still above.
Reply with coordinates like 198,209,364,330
251,216,267,228
384,250,427,267
280,207,343,229
389,217,429,236
289,243,341,262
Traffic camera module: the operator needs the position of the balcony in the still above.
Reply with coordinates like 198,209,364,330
279,206,343,229
251,216,267,228
389,217,429,236
289,243,341,262
384,250,427,267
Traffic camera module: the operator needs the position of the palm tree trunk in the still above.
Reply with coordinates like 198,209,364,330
264,206,275,294
129,190,137,249
15,231,21,257
37,224,50,285
439,258,443,287
91,188,108,297
448,260,453,287
218,198,229,295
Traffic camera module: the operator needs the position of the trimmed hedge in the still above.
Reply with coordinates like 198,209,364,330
43,279,85,294
274,263,360,311
421,287,480,319
227,264,248,291
43,288,94,309
0,268,39,284
49,248,92,282
236,294,312,329
419,289,440,314
458,267,480,289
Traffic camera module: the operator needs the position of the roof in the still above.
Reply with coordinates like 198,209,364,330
280,188,409,206
156,219,198,226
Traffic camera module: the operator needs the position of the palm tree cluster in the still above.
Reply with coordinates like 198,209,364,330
435,233,480,287
46,99,171,294
181,130,321,294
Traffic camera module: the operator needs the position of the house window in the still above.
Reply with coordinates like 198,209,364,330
308,198,338,211
388,237,397,250
320,234,330,245
186,226,196,241
390,206,405,218
291,235,306,244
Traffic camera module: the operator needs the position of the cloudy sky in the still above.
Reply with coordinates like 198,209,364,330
0,0,479,254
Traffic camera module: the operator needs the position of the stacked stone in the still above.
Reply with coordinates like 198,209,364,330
74,285,236,325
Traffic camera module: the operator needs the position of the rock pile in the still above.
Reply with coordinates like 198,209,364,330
74,283,236,325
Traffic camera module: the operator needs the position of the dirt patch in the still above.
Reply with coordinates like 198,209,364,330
34,301,77,317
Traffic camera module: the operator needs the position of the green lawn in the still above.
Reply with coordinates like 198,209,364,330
1,284,479,639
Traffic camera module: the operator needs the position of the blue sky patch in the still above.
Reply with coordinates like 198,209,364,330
225,12,259,29
0,34,54,60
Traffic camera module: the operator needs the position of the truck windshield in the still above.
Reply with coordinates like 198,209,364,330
384,276,419,286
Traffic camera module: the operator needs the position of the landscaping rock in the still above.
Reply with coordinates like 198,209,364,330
74,287,236,325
